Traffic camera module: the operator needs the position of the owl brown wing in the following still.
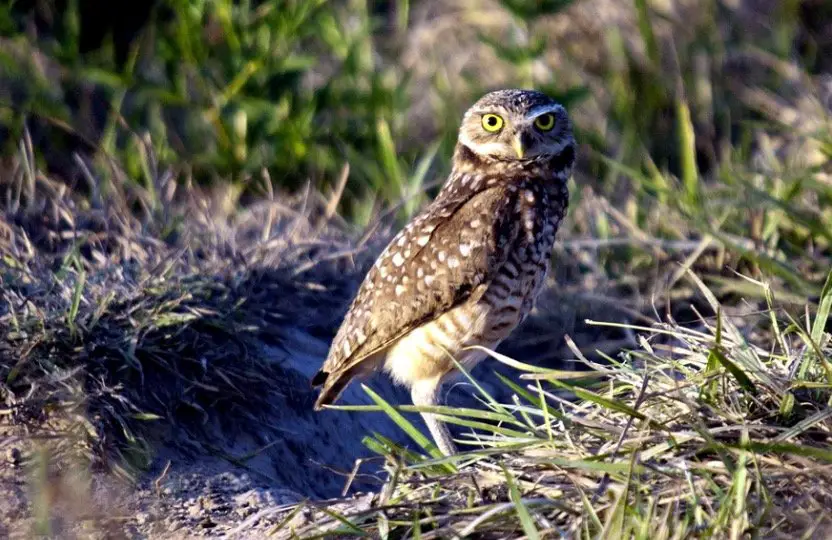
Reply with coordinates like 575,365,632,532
313,179,523,408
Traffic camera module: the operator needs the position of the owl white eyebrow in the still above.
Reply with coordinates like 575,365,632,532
525,104,565,119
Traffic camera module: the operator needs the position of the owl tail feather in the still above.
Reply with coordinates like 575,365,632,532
311,370,328,387
312,367,356,411
313,351,383,410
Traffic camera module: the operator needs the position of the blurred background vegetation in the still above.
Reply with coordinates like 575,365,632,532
4,0,589,224
1,0,831,285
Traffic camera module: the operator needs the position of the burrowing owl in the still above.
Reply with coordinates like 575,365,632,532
312,89,576,455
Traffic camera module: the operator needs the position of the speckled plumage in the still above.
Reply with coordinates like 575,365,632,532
312,89,576,455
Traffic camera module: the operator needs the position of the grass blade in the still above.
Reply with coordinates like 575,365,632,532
811,269,832,347
361,384,445,460
545,378,654,425
503,465,540,540
709,346,758,395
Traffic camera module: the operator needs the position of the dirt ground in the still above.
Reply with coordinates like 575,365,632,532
0,262,597,538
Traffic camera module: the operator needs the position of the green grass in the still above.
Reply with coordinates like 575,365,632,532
2,0,832,537
0,0,587,224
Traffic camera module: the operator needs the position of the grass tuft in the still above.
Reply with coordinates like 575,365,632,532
285,277,832,536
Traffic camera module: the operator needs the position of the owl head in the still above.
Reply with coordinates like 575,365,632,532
457,89,574,163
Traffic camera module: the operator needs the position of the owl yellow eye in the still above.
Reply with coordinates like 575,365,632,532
481,114,504,132
534,113,556,131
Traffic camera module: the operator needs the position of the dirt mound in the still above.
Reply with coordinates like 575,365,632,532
0,165,601,537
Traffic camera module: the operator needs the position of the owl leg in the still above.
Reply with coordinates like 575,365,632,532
410,378,457,456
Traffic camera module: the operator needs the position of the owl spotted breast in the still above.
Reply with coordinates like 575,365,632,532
312,89,576,455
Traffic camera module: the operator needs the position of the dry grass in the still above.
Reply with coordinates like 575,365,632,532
4,111,829,535
273,274,832,538
2,0,832,537
0,137,376,480
3,133,832,538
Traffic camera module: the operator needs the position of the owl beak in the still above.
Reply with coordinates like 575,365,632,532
512,136,526,159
